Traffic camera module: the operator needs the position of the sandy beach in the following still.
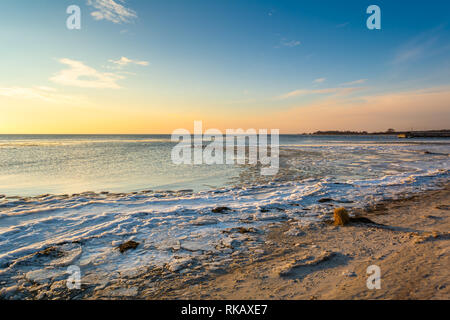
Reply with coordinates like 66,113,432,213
146,185,450,300
2,184,448,300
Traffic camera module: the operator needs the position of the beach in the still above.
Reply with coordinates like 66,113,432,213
0,135,449,300
163,185,450,300
0,185,448,300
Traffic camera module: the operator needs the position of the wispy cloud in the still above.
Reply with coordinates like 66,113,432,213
392,27,445,64
0,86,84,104
87,0,137,24
393,40,436,65
341,79,367,86
279,87,363,99
50,59,124,89
278,38,301,48
313,78,326,84
108,57,149,67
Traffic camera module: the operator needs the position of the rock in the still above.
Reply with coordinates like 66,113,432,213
334,208,350,226
118,241,140,253
212,207,231,214
223,227,259,234
318,198,334,203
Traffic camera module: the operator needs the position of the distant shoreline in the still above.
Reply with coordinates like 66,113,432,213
1,130,450,137
306,130,450,137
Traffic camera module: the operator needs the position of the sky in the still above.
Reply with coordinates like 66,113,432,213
0,0,449,134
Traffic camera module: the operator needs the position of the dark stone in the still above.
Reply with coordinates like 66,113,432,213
318,198,334,203
223,227,258,234
212,207,231,214
118,241,140,253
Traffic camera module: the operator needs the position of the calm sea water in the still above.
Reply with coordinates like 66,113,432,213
0,134,449,196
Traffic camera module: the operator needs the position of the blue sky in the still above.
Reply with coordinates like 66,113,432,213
0,0,449,133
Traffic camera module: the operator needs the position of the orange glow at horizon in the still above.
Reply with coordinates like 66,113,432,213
1,86,449,134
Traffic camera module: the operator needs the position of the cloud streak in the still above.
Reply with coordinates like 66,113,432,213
392,27,446,65
0,86,84,104
341,79,367,86
51,58,124,89
313,78,326,84
108,57,149,67
276,38,301,48
279,87,364,99
87,0,137,24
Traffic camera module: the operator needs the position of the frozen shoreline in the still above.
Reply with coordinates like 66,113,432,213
1,182,448,300
0,167,449,299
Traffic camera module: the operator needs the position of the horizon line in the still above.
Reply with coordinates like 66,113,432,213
1,129,449,135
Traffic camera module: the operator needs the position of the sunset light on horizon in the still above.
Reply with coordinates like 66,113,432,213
1,0,449,134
